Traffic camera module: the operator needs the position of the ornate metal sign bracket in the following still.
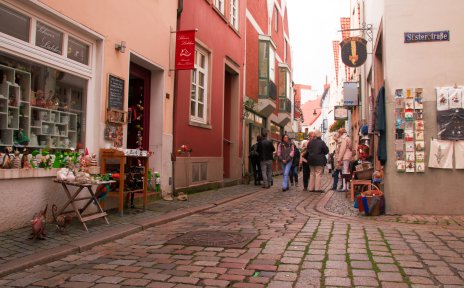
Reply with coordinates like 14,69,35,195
338,23,373,42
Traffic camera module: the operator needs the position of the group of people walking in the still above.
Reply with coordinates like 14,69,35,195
249,130,329,192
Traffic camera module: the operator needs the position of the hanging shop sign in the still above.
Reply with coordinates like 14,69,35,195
404,31,449,43
340,36,367,67
175,30,196,70
334,106,349,120
343,82,359,106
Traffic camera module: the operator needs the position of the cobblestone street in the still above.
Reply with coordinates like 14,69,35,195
1,177,464,287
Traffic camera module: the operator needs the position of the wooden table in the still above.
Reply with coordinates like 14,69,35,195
348,180,371,202
54,179,114,231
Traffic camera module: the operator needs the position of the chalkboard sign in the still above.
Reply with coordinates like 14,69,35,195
108,74,125,111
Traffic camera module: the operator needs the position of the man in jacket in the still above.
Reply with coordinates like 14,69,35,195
257,132,275,189
307,130,329,192
289,141,300,187
249,135,262,185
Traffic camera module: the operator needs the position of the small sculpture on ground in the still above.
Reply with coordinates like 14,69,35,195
52,204,72,233
29,204,47,240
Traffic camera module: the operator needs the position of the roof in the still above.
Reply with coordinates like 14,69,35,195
301,96,322,126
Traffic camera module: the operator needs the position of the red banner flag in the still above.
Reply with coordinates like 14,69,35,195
175,30,196,70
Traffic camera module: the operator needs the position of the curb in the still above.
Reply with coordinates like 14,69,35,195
315,189,464,232
0,188,261,277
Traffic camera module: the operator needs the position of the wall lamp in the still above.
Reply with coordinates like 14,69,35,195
115,41,126,53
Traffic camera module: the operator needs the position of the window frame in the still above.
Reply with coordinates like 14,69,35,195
258,40,269,98
214,0,225,15
274,6,278,32
229,0,239,30
190,46,209,124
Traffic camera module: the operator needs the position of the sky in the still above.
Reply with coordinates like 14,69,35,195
287,0,351,96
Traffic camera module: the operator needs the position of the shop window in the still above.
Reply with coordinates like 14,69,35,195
67,37,89,65
35,21,63,55
230,0,239,30
192,162,207,182
214,0,224,14
190,47,209,124
0,3,30,42
278,67,287,98
0,51,86,150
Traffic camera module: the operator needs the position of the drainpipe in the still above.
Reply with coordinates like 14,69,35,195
172,0,183,197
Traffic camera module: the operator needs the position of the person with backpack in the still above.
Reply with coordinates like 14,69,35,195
299,132,314,191
289,140,300,187
257,132,275,189
277,134,294,192
249,135,263,185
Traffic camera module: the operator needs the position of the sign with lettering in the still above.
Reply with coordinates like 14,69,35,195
175,30,196,70
343,82,359,107
35,22,63,55
404,31,449,43
108,74,125,111
334,106,349,120
340,36,367,68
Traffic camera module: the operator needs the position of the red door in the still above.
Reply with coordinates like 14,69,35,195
128,63,151,150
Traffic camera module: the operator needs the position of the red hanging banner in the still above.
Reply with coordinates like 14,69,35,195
175,30,196,70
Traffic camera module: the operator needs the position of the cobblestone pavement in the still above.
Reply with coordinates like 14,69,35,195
0,185,259,266
1,175,464,287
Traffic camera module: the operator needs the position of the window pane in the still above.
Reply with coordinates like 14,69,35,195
0,51,86,149
36,22,63,55
67,37,89,65
199,72,205,87
191,84,196,99
198,104,204,118
191,69,196,83
0,4,30,42
198,87,204,103
259,79,268,97
190,101,196,116
200,54,206,69
278,68,286,97
258,42,269,78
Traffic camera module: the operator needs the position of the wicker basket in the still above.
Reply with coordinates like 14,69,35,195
354,168,374,180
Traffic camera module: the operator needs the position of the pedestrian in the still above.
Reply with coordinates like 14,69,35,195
249,135,263,186
289,140,300,187
307,130,329,192
332,133,342,191
336,128,353,192
277,134,294,191
257,132,275,189
299,132,314,191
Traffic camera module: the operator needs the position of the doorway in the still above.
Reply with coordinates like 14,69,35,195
223,71,232,178
128,63,151,150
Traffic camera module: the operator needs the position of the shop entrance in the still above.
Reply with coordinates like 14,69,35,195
128,63,151,150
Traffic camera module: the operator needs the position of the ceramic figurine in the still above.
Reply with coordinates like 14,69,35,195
29,205,47,240
52,204,72,233
1,147,13,169
22,149,31,169
90,153,97,166
12,150,21,169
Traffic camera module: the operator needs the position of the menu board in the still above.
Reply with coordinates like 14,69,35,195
108,74,125,111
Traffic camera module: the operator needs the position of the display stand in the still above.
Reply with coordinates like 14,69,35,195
100,149,149,216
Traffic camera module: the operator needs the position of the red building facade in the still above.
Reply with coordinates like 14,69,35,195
244,0,293,172
174,0,246,189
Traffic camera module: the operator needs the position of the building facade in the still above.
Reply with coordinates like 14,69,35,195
0,0,177,230
173,0,246,189
244,0,293,174
356,0,464,214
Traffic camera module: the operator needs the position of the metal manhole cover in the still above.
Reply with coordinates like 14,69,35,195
166,231,258,248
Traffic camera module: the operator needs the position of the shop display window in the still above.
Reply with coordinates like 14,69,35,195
0,51,86,150
0,3,30,42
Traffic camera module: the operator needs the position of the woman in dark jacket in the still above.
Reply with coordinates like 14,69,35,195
289,141,300,187
277,134,294,192
307,130,329,192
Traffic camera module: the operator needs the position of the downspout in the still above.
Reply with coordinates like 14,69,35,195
172,0,183,196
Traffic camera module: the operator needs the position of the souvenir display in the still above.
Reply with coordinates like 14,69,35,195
455,141,464,169
436,86,464,140
428,139,453,169
395,88,427,173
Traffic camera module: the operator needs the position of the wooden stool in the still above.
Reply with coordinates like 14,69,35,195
347,180,371,202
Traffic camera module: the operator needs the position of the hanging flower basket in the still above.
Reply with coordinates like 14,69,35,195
177,145,192,156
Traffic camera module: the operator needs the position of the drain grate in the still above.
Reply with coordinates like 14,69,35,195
166,230,258,248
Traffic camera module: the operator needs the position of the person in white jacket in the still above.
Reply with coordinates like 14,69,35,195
336,128,353,191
